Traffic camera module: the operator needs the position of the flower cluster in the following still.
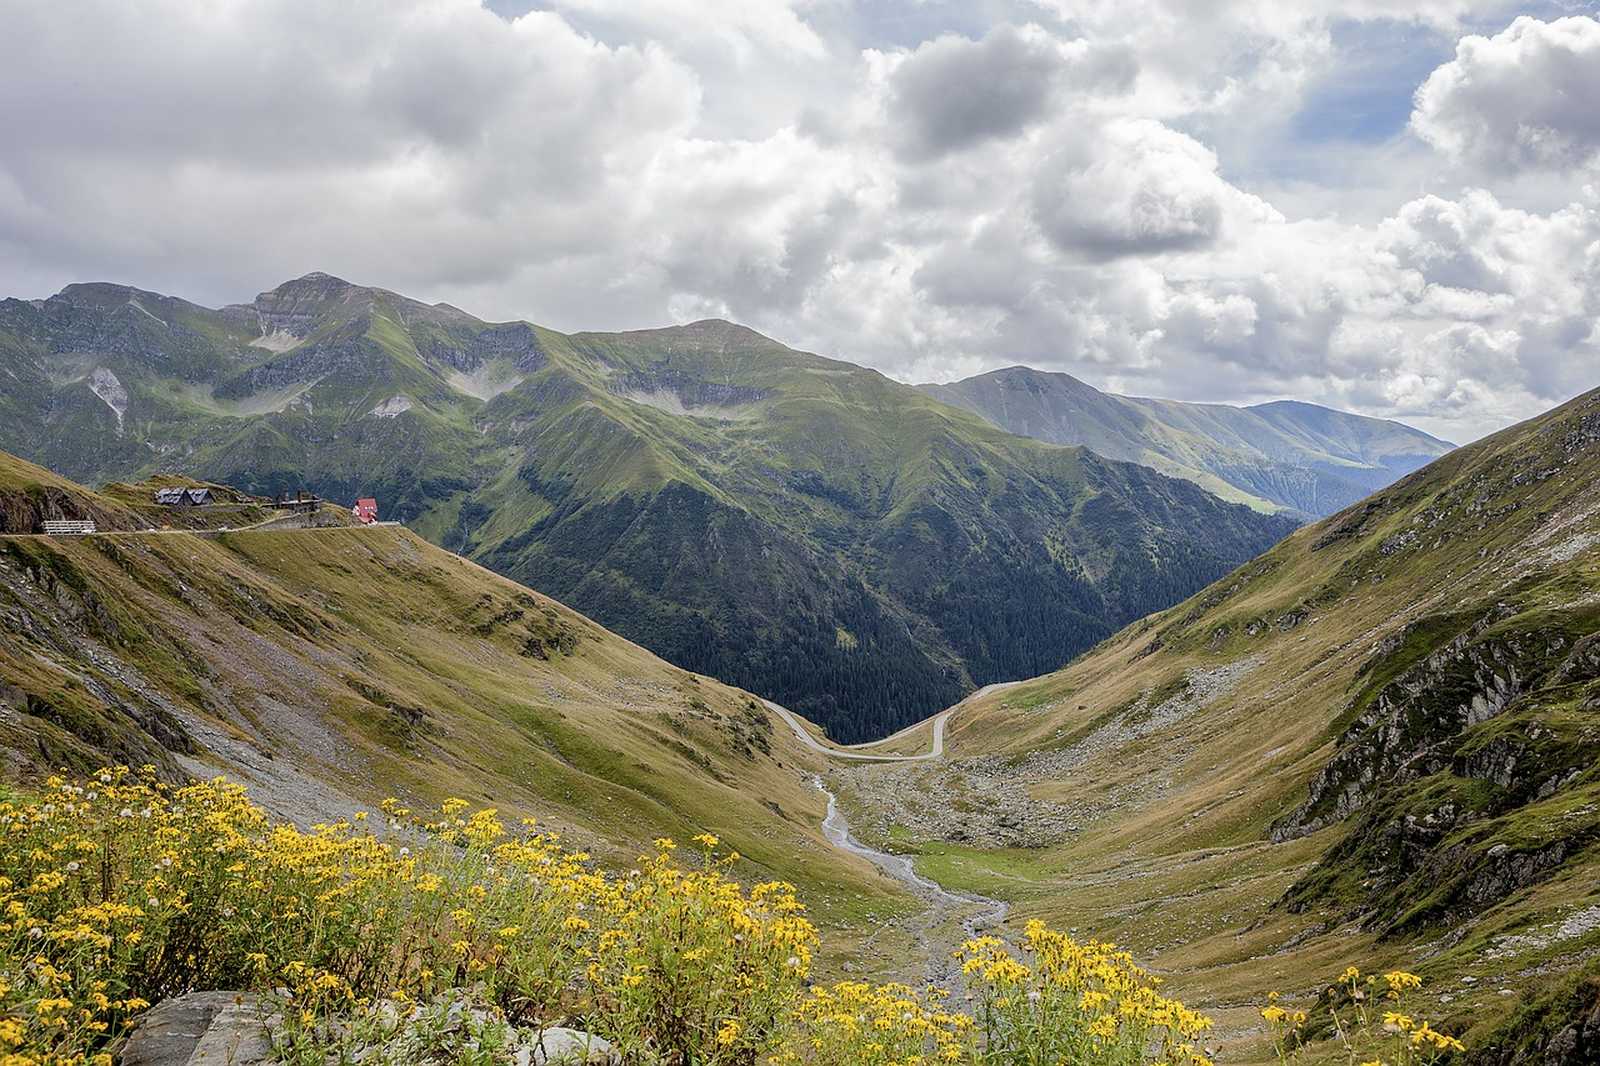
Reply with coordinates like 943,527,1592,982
4,769,1422,1066
583,833,817,1065
1261,966,1465,1066
775,981,974,1066
0,771,815,1066
953,922,1214,1066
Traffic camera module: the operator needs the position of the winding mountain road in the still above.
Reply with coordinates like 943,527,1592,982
764,680,1022,763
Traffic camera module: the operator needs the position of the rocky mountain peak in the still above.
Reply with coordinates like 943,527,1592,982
250,272,366,338
989,366,1098,394
53,281,162,310
254,271,359,304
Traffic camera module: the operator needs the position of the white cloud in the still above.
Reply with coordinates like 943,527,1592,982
1412,15,1600,173
1032,118,1281,260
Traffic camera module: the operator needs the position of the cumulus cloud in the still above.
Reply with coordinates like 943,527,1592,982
0,0,705,303
888,25,1136,160
1031,119,1280,260
1412,15,1600,173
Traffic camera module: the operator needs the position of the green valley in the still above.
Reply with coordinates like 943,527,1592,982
0,457,920,973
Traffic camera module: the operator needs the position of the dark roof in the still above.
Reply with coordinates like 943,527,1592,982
155,486,212,505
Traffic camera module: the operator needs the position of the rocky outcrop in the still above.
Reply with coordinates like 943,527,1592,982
117,992,619,1066
1272,609,1574,840
426,321,545,373
534,1028,618,1064
0,542,194,771
212,334,370,400
250,272,359,338
609,367,770,409
1469,967,1600,1066
119,991,272,1066
0,485,130,533
1277,596,1600,932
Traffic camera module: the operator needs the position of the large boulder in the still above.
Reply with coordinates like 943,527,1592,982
119,992,272,1066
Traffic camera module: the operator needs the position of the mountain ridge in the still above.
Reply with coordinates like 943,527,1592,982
919,364,1453,517
0,453,925,972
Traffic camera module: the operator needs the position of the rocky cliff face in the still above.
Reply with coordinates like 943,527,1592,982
0,540,193,776
0,484,133,534
1273,607,1586,839
248,272,365,338
1274,591,1600,933
426,321,545,373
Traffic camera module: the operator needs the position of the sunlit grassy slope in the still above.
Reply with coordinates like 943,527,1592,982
847,386,1600,1054
0,460,916,971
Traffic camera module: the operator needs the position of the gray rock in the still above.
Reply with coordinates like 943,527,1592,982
532,1027,618,1065
119,992,272,1066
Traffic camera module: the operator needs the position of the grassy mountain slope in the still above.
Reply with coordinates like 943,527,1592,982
0,459,915,967
0,275,1295,742
920,366,1453,517
836,385,1600,1051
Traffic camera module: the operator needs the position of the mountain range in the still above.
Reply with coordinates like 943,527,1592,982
0,273,1311,740
920,366,1453,517
5,382,1598,1055
5,282,1600,1055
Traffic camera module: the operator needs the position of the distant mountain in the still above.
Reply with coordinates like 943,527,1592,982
921,384,1600,1048
0,273,1295,741
919,366,1453,517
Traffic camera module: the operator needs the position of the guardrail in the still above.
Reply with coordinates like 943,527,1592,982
42,519,97,535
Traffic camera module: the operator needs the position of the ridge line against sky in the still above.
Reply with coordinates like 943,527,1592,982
2,0,1599,443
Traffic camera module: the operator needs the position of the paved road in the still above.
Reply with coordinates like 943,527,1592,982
0,521,380,540
765,679,1023,762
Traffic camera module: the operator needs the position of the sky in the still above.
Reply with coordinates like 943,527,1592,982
2,2,1599,442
